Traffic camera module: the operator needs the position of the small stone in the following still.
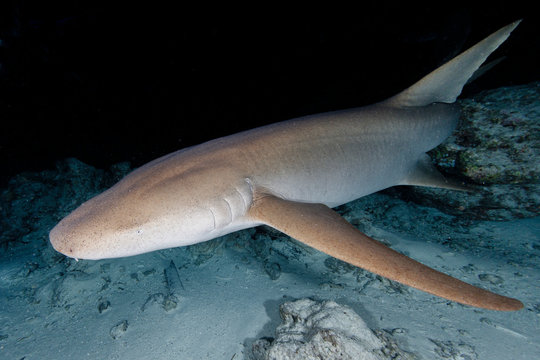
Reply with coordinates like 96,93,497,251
163,295,178,312
478,273,503,285
110,320,128,340
264,261,281,280
98,300,110,314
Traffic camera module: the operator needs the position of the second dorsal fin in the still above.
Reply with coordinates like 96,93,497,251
399,154,472,191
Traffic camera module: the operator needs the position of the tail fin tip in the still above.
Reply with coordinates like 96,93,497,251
385,20,521,108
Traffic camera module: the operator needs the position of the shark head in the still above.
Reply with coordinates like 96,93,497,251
49,182,213,260
49,157,252,260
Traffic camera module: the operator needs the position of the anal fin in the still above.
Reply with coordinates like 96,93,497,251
248,193,523,311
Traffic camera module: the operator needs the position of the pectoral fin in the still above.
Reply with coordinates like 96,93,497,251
248,193,523,311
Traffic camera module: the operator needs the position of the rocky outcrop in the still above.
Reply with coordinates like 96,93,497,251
407,82,540,220
251,299,415,360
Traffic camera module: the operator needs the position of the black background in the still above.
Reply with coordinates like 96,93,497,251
1,2,538,186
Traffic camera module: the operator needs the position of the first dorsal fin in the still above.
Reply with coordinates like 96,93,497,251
384,20,521,107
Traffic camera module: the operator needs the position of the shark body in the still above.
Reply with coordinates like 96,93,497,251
50,22,523,311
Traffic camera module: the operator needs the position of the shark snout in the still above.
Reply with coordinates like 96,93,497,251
49,210,105,260
49,221,79,259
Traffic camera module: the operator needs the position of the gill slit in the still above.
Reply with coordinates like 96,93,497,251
208,207,217,231
223,198,233,223
234,187,248,211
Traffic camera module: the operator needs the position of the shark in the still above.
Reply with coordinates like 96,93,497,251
50,21,523,311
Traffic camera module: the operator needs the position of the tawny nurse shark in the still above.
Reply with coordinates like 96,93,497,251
50,21,524,311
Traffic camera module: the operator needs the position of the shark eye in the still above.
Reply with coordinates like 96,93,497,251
136,229,143,235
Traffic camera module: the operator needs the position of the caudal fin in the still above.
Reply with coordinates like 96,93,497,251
384,20,521,107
